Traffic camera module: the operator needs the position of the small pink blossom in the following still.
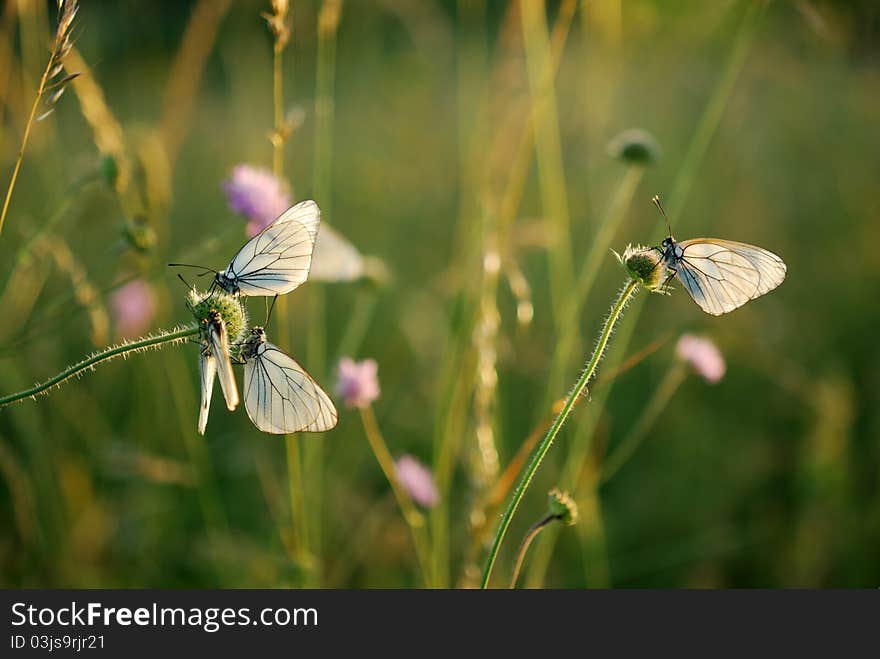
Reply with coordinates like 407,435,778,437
676,334,725,384
111,279,157,339
335,358,380,409
395,455,439,508
222,164,291,237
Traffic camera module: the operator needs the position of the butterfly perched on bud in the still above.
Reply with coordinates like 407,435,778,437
652,195,786,315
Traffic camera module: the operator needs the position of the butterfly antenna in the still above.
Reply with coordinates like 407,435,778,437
168,262,217,277
176,273,195,291
652,194,673,238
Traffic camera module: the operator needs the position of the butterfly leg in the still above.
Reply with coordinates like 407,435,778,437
660,267,676,296
264,295,278,326
647,246,667,275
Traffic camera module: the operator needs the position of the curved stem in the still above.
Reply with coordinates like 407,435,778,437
480,279,639,588
359,405,431,585
510,513,556,589
0,325,199,407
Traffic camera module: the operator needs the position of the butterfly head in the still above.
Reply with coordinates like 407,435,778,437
214,270,238,295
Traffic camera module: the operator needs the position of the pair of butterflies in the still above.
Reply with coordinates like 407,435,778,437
651,196,787,316
196,200,338,436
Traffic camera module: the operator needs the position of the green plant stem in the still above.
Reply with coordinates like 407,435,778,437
519,166,644,586
272,39,284,178
666,0,764,229
285,434,311,572
0,325,199,407
521,0,574,326
510,513,557,589
359,405,431,585
524,1,765,587
0,33,57,240
304,0,341,582
545,165,644,404
333,287,377,364
481,279,639,588
600,362,687,485
523,299,640,588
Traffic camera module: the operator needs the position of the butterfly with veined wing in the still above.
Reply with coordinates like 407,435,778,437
213,199,321,297
239,326,338,434
652,196,787,316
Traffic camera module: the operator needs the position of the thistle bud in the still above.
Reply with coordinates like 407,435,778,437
547,488,578,526
614,244,668,292
606,128,662,166
188,290,248,345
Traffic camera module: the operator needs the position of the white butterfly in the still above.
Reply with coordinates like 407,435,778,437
214,200,321,296
197,309,239,437
239,326,338,434
660,236,787,315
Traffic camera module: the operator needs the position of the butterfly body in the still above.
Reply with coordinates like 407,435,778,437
659,235,786,316
204,309,239,411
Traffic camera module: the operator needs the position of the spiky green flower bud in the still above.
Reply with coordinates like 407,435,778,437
188,289,248,346
547,488,578,526
614,244,668,292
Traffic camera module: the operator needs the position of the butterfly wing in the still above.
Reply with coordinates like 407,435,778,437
198,349,216,435
225,200,321,296
674,239,787,316
269,199,321,239
208,316,239,411
243,341,338,434
309,222,365,282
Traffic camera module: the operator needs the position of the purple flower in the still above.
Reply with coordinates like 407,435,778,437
335,358,380,409
222,164,291,237
111,279,157,339
676,334,725,384
395,455,439,508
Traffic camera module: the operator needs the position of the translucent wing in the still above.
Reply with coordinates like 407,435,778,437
268,199,321,239
224,200,321,296
674,239,787,316
207,313,239,411
243,340,338,434
198,349,216,435
309,222,365,282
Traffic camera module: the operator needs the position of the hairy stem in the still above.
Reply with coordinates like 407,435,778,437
0,325,199,407
480,279,639,588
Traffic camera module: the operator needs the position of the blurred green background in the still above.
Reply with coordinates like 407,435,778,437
0,0,878,587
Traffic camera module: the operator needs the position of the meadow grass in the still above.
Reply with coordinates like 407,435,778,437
0,1,876,589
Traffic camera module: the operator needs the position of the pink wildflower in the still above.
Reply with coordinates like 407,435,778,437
676,334,725,384
222,164,291,237
335,358,380,409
